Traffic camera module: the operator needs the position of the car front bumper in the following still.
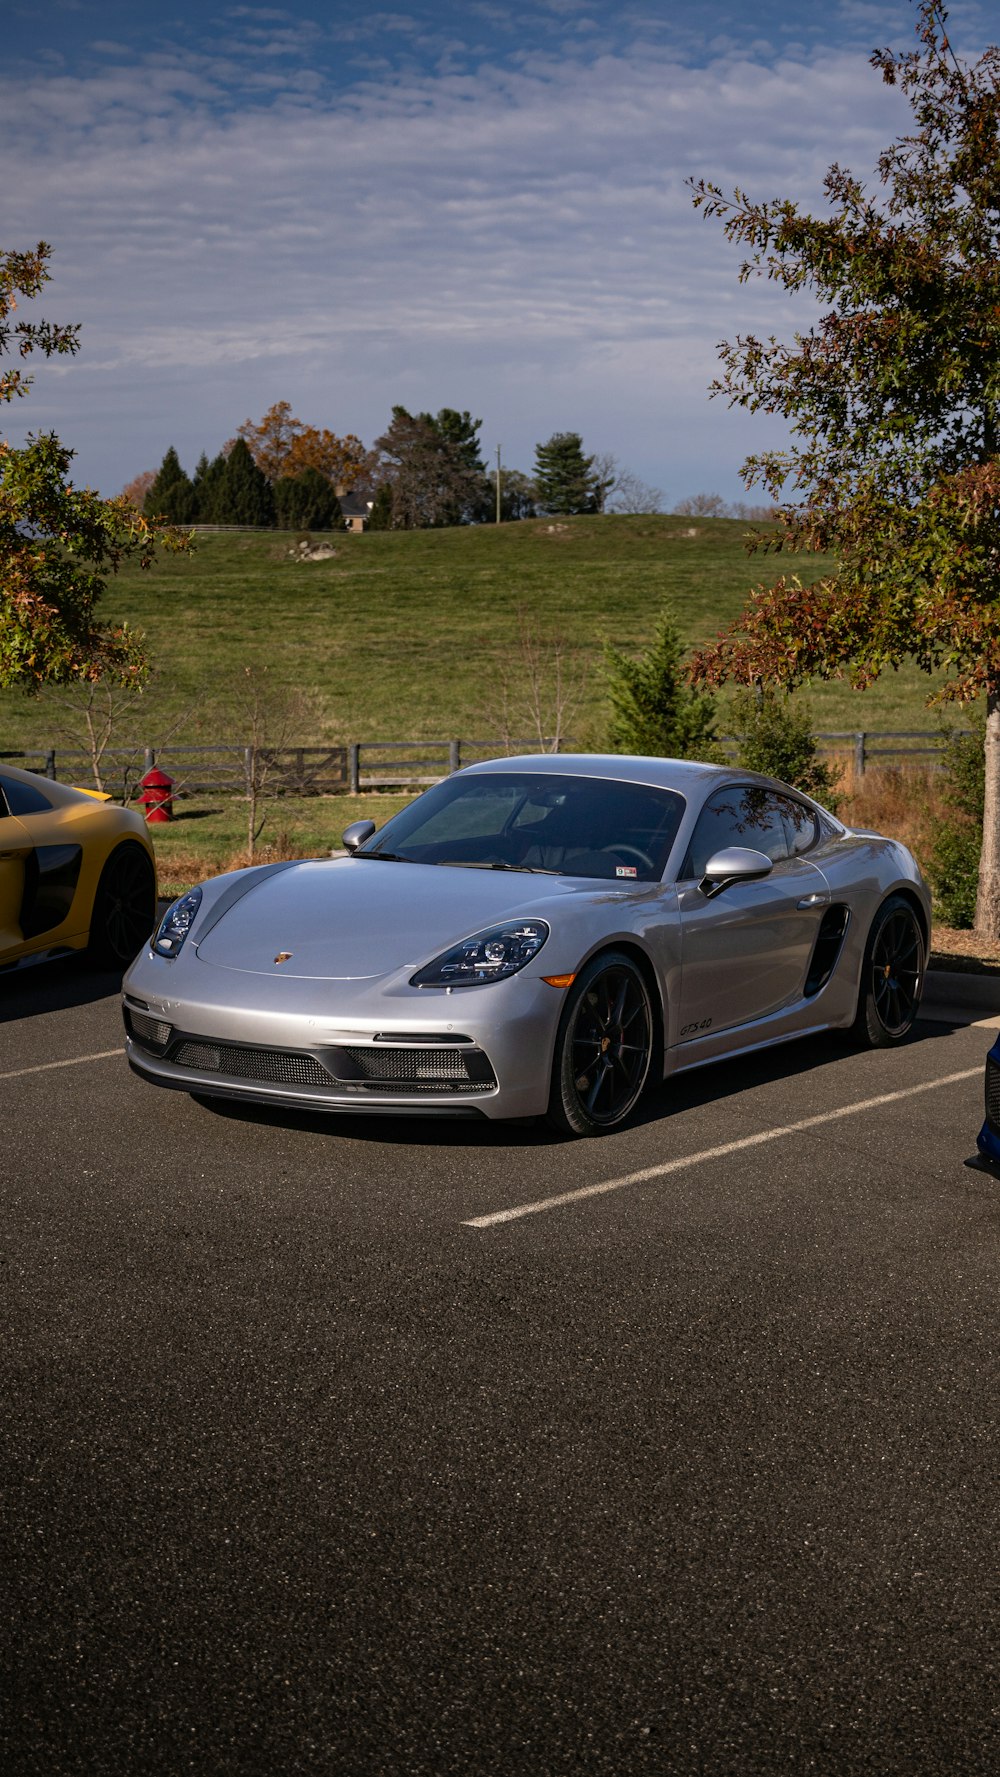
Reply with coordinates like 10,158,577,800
122,952,565,1121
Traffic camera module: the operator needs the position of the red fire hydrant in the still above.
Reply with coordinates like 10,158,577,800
138,766,174,823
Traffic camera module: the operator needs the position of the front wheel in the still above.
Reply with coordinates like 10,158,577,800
88,842,157,968
849,894,925,1048
547,951,655,1136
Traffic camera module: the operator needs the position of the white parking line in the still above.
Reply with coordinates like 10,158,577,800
463,1066,983,1229
1,1048,122,1081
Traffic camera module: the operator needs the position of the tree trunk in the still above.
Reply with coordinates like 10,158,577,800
975,688,1000,940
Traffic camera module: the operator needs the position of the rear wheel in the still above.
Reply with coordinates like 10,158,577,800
849,894,925,1047
547,951,655,1136
89,843,157,968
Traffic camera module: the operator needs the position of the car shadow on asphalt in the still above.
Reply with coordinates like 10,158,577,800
0,956,128,1022
191,1019,959,1151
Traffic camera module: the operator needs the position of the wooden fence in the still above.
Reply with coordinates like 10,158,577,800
2,730,972,803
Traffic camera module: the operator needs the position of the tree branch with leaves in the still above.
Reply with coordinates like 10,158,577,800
688,2,1000,933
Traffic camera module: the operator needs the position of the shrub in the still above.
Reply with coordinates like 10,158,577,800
604,606,722,760
927,712,984,927
729,684,841,808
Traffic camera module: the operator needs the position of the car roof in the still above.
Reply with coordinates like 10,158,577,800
462,752,754,794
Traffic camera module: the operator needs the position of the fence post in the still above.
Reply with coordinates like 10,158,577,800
854,732,866,779
449,739,460,774
144,746,155,773
348,743,360,796
45,749,56,780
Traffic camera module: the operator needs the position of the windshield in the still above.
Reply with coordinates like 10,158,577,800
357,772,685,882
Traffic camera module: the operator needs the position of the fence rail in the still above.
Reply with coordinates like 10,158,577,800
2,730,972,802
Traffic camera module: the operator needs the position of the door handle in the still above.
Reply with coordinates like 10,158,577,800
797,892,830,909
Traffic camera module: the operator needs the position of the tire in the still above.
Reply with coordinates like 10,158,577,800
88,842,157,968
849,894,925,1048
547,951,655,1136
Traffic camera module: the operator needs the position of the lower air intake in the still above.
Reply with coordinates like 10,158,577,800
172,1042,331,1087
339,1045,496,1090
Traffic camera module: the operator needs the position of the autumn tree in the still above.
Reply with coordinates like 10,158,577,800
689,2,1000,935
237,401,377,492
121,469,155,510
0,242,185,690
533,432,607,515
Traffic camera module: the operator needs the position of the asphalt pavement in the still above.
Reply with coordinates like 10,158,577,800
2,960,999,1776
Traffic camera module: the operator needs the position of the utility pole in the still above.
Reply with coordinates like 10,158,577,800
495,444,502,524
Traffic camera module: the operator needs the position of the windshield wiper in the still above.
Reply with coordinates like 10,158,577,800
353,850,411,862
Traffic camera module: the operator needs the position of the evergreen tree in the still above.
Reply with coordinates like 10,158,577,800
373,405,485,528
533,432,604,515
214,437,275,527
192,450,227,523
366,482,394,530
273,469,344,531
729,685,841,806
604,607,721,759
144,446,197,523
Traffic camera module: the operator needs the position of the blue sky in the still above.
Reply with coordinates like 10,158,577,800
2,0,991,502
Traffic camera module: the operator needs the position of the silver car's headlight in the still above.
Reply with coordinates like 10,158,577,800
152,886,203,958
410,919,549,988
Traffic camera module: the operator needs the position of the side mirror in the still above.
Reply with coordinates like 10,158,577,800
342,819,376,853
700,845,773,900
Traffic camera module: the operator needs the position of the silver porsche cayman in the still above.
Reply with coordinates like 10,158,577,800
122,754,930,1137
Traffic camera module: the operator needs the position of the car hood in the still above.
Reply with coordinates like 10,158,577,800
193,857,618,980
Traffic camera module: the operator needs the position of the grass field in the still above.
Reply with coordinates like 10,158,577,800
0,514,952,756
0,515,961,893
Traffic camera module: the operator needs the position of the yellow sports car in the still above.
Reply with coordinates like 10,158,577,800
0,762,157,970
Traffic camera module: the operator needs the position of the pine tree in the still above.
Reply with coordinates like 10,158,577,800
192,451,226,523
533,432,603,515
604,607,721,759
214,438,275,527
274,469,344,531
144,446,197,523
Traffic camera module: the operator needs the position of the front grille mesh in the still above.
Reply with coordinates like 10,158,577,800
127,1008,173,1049
164,1037,496,1094
342,1045,477,1083
986,1056,1000,1134
172,1042,331,1086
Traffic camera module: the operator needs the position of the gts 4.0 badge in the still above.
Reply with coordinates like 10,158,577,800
680,1017,713,1037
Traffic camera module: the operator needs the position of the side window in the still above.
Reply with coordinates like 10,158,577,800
0,772,53,817
776,794,818,857
682,786,790,879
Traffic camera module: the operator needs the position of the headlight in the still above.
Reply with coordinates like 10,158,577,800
410,919,549,988
152,886,203,958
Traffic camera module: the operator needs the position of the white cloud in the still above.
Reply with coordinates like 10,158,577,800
1,9,922,499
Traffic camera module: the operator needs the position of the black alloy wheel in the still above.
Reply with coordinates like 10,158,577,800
548,950,655,1136
88,843,157,968
850,894,925,1048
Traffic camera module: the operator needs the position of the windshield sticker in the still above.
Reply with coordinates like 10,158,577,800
615,866,638,878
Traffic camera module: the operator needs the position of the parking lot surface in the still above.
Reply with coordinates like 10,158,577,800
2,961,999,1775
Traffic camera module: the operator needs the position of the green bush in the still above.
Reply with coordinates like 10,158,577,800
604,605,722,760
927,713,984,927
729,685,841,808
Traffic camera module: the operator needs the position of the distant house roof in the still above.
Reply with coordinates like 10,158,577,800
338,492,372,519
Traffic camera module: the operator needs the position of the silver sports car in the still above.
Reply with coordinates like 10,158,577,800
123,754,930,1136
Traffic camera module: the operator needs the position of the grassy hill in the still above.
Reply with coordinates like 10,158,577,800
0,514,950,755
